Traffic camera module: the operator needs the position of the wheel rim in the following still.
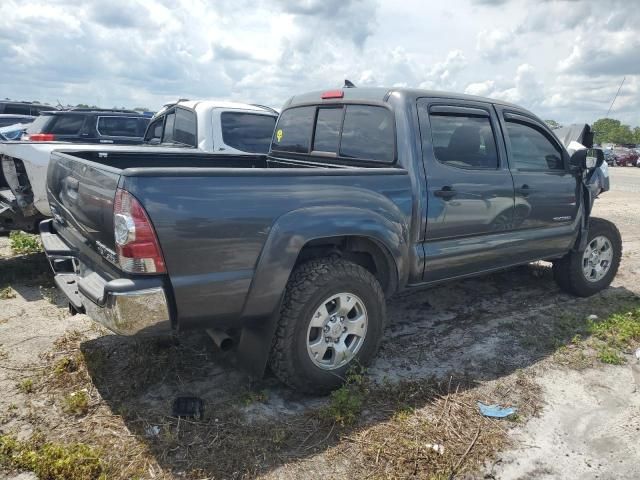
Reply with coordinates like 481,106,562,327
582,235,613,283
306,292,368,370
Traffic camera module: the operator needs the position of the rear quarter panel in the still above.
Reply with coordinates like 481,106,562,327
122,169,413,330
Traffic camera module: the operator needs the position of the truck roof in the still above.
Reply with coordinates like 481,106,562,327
285,87,527,113
170,100,278,115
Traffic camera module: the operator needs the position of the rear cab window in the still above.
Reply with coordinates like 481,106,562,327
271,104,395,164
221,112,276,153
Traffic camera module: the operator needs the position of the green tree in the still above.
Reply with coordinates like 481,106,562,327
633,126,640,144
545,119,562,129
75,103,89,108
592,118,635,144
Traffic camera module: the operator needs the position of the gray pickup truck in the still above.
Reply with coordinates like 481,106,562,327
41,87,621,393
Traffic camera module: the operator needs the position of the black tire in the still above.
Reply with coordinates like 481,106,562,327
269,257,386,394
553,217,622,297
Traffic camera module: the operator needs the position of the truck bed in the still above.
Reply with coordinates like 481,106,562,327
46,149,413,332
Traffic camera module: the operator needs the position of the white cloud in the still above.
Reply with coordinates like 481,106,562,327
476,28,517,63
0,0,638,127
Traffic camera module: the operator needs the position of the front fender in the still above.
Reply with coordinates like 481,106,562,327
241,205,409,321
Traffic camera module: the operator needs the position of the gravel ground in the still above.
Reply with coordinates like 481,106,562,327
0,166,638,479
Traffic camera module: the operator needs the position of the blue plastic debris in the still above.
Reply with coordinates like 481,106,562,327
477,401,517,418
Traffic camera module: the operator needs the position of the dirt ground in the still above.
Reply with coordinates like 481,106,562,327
1,167,639,480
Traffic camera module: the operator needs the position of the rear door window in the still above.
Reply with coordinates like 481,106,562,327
221,112,276,153
339,105,394,163
271,106,315,153
174,108,197,146
429,114,499,169
97,116,144,137
49,115,85,135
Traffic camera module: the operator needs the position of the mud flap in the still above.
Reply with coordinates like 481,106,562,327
236,308,283,378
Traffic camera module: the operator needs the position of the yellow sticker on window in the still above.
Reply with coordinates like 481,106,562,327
276,129,283,142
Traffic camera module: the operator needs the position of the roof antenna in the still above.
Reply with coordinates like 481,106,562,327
344,79,356,88
606,76,625,118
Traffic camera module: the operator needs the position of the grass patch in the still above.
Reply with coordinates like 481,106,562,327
320,367,367,426
0,286,16,300
63,390,90,416
596,345,626,365
589,308,640,348
0,433,105,480
9,231,43,255
17,378,34,394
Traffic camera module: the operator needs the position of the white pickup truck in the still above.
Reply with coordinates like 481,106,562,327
0,101,278,231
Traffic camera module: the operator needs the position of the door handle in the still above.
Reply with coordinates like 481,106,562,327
516,184,535,196
434,186,457,200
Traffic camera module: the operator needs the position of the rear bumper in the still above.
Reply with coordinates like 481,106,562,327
40,219,171,335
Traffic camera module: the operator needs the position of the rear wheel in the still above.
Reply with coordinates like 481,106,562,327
553,218,622,297
269,257,386,394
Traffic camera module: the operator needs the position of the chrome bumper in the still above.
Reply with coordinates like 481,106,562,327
83,287,170,335
41,219,171,335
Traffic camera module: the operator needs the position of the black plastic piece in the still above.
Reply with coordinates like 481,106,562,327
172,396,204,420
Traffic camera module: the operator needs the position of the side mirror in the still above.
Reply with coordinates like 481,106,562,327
570,148,604,171
585,148,604,169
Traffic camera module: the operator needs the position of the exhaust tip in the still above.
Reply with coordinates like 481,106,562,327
206,329,234,352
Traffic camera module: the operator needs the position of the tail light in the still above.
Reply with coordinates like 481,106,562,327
27,133,56,141
113,188,166,274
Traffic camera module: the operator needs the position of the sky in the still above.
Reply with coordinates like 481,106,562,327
1,0,639,126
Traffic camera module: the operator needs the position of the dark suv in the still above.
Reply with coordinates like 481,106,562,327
0,101,54,116
24,109,150,144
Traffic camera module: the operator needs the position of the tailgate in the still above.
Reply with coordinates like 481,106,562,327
47,150,120,257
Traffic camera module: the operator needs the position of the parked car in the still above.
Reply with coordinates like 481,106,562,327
23,109,150,144
612,147,639,166
0,114,35,128
40,87,620,394
0,101,53,116
0,101,277,232
604,149,617,166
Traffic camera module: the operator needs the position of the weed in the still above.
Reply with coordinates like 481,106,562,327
589,307,640,348
17,379,34,394
53,356,79,377
0,433,104,480
9,231,43,255
63,390,90,416
597,345,625,365
0,286,16,300
241,389,268,406
7,404,17,411
321,366,367,426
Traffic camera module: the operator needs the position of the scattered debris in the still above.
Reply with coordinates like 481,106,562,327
425,443,445,454
587,314,599,321
477,402,517,418
172,396,204,420
145,425,161,438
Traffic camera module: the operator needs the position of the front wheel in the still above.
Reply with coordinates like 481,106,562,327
269,257,386,394
553,218,622,297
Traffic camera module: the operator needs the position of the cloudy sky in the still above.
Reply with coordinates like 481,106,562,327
1,0,638,125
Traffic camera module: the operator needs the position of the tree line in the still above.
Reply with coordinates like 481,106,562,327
546,118,640,145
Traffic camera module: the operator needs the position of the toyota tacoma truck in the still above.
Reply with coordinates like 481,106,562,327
41,87,620,394
0,101,277,232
